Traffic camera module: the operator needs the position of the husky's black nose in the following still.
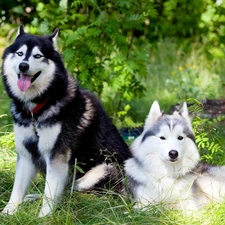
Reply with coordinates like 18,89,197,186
19,62,29,72
169,150,178,159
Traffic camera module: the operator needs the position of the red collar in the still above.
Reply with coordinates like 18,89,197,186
25,98,49,115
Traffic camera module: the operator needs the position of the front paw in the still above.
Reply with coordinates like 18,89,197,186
38,201,54,218
1,203,18,216
38,206,52,218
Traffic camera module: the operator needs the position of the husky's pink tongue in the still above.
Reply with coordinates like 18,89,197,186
17,74,32,92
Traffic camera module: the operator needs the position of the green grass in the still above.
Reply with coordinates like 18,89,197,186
1,150,225,225
1,136,225,224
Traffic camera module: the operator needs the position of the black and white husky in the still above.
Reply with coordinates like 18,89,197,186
1,26,131,217
125,101,225,212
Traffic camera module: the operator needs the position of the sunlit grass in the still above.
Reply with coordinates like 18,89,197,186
1,139,225,224
1,166,225,225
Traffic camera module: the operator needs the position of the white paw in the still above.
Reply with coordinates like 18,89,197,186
38,206,52,218
1,203,18,216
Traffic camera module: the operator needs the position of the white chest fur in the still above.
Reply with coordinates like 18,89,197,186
14,123,62,157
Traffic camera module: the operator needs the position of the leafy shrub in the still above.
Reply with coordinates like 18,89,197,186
190,101,225,165
193,116,225,165
147,0,207,41
199,1,225,46
165,65,208,101
166,65,204,100
28,0,157,127
165,62,221,103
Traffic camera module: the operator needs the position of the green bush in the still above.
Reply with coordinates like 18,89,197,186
25,0,156,127
147,0,207,41
189,101,225,165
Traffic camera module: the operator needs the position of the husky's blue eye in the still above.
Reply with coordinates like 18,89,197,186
178,136,183,140
16,52,23,56
160,136,166,140
34,54,42,59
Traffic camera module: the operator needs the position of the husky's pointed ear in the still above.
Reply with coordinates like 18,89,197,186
50,28,59,50
144,101,162,130
16,25,25,38
180,102,189,118
180,102,193,130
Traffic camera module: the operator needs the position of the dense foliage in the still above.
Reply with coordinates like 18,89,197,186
1,0,225,124
3,0,225,45
26,0,156,127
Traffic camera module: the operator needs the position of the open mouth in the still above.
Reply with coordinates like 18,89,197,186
17,71,41,92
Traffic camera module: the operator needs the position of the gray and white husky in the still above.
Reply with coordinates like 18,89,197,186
1,26,131,217
125,101,225,212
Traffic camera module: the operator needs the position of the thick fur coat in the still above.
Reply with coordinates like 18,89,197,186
125,101,225,212
1,26,131,217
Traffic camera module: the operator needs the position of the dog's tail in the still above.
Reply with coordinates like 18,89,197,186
72,162,124,193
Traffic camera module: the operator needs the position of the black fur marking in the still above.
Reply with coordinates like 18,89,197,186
142,116,195,144
194,162,210,174
192,179,200,195
186,133,195,143
23,47,32,61
23,137,39,158
133,155,144,168
23,137,46,172
90,165,124,193
41,56,49,64
31,71,41,83
141,130,155,142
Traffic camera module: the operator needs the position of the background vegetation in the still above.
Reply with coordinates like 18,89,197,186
1,0,225,224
